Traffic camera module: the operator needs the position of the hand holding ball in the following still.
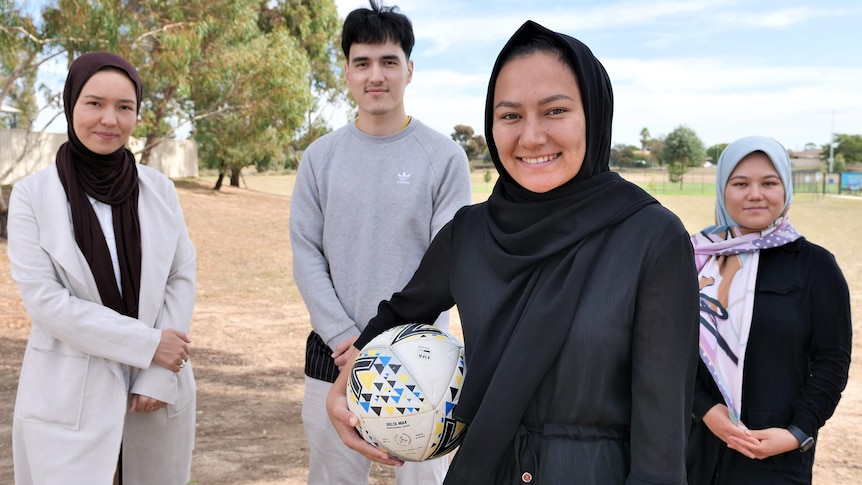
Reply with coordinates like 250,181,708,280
347,324,468,461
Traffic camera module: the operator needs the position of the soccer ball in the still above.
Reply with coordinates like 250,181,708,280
347,323,468,461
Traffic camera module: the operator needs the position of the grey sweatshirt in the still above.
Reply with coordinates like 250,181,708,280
290,119,472,350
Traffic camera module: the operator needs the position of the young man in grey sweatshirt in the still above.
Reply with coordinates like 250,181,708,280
289,2,472,484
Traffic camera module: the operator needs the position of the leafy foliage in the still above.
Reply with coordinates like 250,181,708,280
451,124,487,160
663,125,705,185
647,137,665,168
706,143,728,164
610,143,638,168
259,0,346,168
1,0,344,188
821,133,862,172
192,28,312,184
1,2,52,131
639,127,650,151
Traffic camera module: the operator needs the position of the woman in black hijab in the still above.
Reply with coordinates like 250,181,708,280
7,52,196,484
328,21,699,484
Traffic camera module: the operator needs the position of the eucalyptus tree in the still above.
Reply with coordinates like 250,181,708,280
1,2,58,131
451,124,488,161
2,0,343,187
1,2,50,230
663,125,705,186
0,6,39,129
114,0,256,164
259,0,346,166
192,22,312,189
6,0,290,166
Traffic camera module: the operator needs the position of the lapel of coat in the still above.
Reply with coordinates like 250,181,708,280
136,171,180,326
38,165,102,303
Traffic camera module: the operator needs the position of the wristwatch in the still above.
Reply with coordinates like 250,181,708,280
787,424,815,453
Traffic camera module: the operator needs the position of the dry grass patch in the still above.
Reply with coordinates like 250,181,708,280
0,174,859,484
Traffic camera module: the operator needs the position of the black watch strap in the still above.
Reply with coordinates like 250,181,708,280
787,424,815,452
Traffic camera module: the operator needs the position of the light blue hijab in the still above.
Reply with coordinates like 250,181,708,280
715,135,794,227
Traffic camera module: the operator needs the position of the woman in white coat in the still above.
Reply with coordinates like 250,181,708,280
7,52,196,484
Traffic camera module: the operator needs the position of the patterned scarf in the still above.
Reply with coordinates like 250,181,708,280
692,217,801,423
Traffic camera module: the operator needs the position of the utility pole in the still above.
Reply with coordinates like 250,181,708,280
829,109,835,174
826,109,847,174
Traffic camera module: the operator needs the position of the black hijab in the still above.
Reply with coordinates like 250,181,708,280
55,52,142,318
447,21,657,482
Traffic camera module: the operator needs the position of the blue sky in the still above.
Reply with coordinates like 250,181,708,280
335,0,862,151
23,0,862,152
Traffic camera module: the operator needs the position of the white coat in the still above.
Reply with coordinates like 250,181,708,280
7,162,196,485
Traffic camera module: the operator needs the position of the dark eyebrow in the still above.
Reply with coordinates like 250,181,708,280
538,94,575,105
351,54,401,64
728,173,781,180
495,93,575,110
494,100,520,110
80,94,136,104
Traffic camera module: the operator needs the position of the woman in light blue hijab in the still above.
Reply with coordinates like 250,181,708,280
713,136,794,227
686,136,852,484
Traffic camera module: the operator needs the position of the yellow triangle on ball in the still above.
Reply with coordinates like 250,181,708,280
358,371,377,390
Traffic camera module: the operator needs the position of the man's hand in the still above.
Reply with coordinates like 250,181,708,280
332,336,359,370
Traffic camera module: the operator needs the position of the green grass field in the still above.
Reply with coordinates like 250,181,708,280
208,166,856,200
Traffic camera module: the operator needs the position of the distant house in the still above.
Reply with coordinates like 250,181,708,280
789,148,823,171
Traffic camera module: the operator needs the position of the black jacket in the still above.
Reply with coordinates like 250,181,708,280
362,201,700,484
686,237,852,484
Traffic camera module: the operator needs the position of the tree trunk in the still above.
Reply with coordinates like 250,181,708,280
0,184,9,240
140,132,160,165
138,83,175,166
213,173,225,191
230,168,240,187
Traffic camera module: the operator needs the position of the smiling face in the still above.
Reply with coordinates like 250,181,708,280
724,151,786,233
345,41,413,123
491,51,586,193
72,69,138,155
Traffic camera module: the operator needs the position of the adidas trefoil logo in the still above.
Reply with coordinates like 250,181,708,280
397,172,412,184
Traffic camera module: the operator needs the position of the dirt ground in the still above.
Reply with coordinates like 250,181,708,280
1,171,861,483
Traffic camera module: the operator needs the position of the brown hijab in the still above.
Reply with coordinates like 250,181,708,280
55,52,142,318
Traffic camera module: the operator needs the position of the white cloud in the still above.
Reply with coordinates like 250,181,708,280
394,55,862,151
606,56,862,147
33,0,862,152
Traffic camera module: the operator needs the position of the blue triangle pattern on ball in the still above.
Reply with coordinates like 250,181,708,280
346,323,469,462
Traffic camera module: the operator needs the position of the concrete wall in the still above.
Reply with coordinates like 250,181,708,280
0,129,198,184
128,136,199,179
0,130,66,184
